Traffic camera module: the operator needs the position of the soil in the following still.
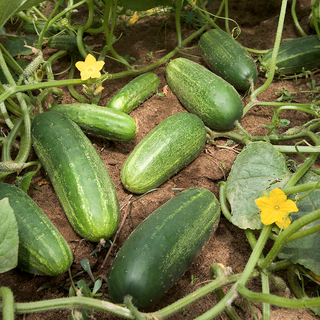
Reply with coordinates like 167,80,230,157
1,0,320,319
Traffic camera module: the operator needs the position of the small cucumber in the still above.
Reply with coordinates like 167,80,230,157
166,58,243,131
31,112,120,242
0,183,73,276
107,73,159,114
120,112,206,194
199,29,258,91
47,35,79,53
108,187,221,310
24,22,59,36
49,104,138,142
260,35,320,76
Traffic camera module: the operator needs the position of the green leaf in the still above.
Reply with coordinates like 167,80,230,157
6,35,36,57
225,141,292,229
77,279,92,297
119,0,173,11
0,198,19,273
92,279,102,294
279,171,320,274
0,0,45,31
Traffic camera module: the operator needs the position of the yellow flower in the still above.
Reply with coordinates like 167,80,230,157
255,187,298,229
128,12,139,26
75,54,105,81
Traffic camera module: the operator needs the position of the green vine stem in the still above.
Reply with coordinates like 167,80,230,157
291,0,307,37
259,208,320,269
0,265,261,320
175,0,184,48
218,181,232,221
0,287,14,320
284,152,320,188
237,283,320,309
194,225,272,320
244,0,288,115
287,265,320,315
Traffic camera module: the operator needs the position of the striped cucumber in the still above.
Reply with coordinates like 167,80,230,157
31,112,120,242
108,187,221,310
49,104,138,141
107,73,159,114
47,35,79,53
260,35,320,76
166,58,243,131
120,112,206,194
0,183,73,276
199,29,258,91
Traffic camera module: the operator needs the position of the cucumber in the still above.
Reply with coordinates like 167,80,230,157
49,104,138,142
166,58,243,131
107,73,159,114
199,29,258,91
260,35,320,76
31,112,120,242
0,183,73,276
47,35,79,53
108,187,221,310
24,22,59,36
120,112,206,194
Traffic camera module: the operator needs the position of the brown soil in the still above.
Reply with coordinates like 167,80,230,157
1,0,320,319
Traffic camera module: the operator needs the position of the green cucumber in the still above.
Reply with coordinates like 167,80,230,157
107,73,159,114
166,58,243,131
108,187,220,310
24,22,59,36
31,112,120,242
0,183,73,276
49,104,137,142
260,35,320,76
199,29,258,91
120,112,206,194
47,35,79,53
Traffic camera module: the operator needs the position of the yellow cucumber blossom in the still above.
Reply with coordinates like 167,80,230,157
255,187,298,229
75,54,105,80
128,12,139,25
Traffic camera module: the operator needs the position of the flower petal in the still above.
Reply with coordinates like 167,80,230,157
75,61,86,72
255,196,274,211
275,216,291,229
85,54,96,64
90,70,102,79
269,187,287,206
260,209,277,225
79,70,91,81
280,199,299,214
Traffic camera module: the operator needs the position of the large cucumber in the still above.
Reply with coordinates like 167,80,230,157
49,104,137,142
120,112,206,194
107,72,159,114
199,29,258,91
31,112,119,242
0,183,73,276
260,35,320,76
108,187,221,310
166,58,243,131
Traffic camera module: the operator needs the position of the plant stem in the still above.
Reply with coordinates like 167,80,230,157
195,225,272,320
238,283,320,309
259,208,320,269
0,287,14,320
245,0,288,113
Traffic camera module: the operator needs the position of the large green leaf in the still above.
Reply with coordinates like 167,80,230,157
0,198,19,273
119,0,173,11
0,0,45,31
225,141,292,230
279,171,320,275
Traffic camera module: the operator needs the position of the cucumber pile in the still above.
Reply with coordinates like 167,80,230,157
6,24,316,309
